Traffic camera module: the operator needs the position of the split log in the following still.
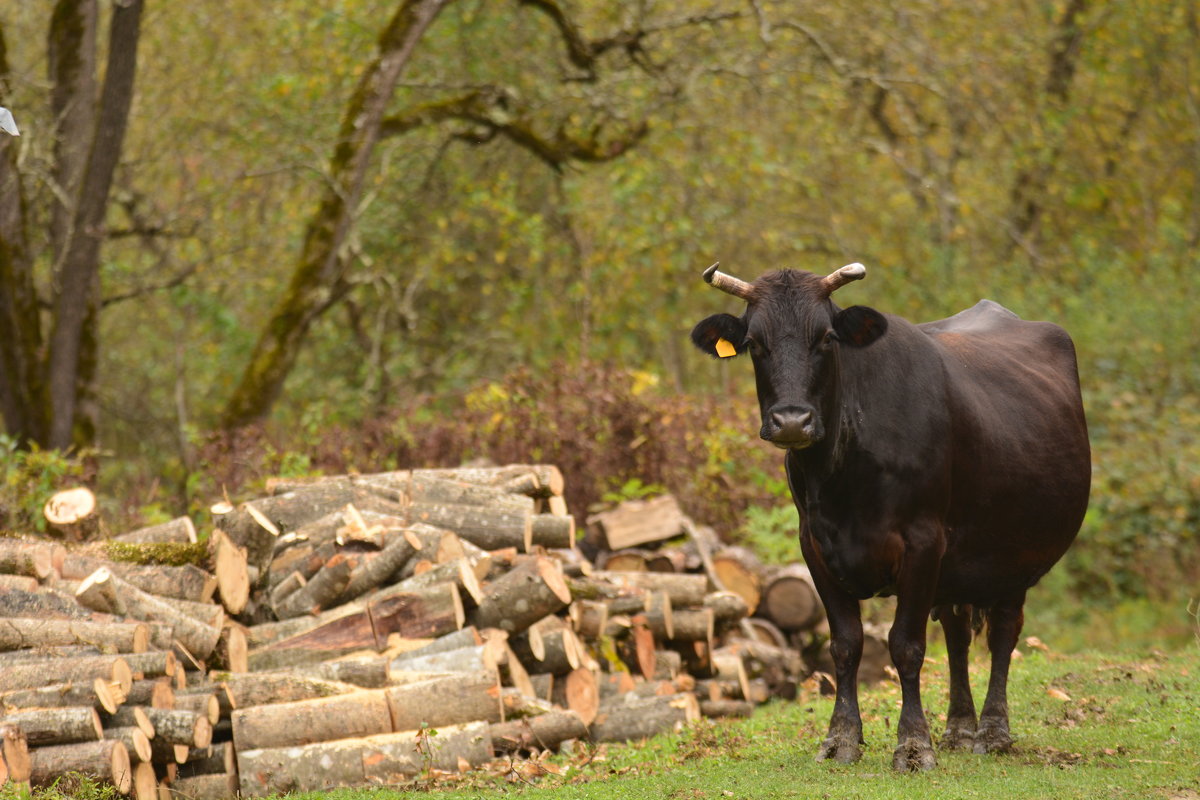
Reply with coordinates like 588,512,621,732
103,727,153,763
75,568,221,659
490,708,587,753
467,556,571,634
0,722,31,784
0,653,132,694
42,487,99,540
236,721,493,796
112,516,197,545
589,693,700,742
231,688,395,751
166,772,238,800
0,678,124,715
758,563,823,632
568,599,609,641
0,617,149,654
384,670,503,732
0,540,59,580
585,494,686,551
60,554,217,604
711,546,765,615
30,740,131,794
1,706,102,746
209,528,250,615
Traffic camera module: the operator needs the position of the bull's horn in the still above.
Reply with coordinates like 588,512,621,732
702,262,754,299
822,262,866,293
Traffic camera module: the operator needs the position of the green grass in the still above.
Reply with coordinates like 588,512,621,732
299,645,1200,800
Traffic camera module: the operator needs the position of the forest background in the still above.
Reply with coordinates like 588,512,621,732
1,1,1197,650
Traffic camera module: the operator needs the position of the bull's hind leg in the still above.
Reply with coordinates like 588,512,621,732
975,595,1026,754
937,605,978,750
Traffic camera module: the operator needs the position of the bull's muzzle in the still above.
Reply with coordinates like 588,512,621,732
762,407,818,449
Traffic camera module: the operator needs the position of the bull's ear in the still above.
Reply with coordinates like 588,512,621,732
833,306,888,347
691,313,748,358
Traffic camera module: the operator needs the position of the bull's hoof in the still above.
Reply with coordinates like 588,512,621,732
816,735,862,765
893,739,937,772
972,721,1013,754
940,717,977,751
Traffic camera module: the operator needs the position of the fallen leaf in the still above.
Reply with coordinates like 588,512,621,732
1046,687,1072,701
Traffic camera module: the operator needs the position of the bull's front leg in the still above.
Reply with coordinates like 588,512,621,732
887,520,945,771
801,534,864,764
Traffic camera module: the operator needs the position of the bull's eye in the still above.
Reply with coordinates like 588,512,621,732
816,329,836,351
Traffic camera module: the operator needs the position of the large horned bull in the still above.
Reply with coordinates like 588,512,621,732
691,261,1090,771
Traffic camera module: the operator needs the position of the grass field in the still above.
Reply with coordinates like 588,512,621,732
277,642,1199,800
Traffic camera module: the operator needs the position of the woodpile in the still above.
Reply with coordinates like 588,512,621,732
0,465,889,798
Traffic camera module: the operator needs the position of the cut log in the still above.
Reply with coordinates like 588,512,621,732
589,693,700,742
628,614,658,679
236,721,492,796
384,670,503,732
0,617,148,654
0,540,59,580
585,494,685,551
0,722,31,784
296,654,391,689
0,653,131,694
710,651,751,701
596,549,649,572
267,570,306,609
405,502,533,553
467,556,571,634
390,642,503,678
704,590,751,630
336,529,420,603
379,557,482,605
42,487,99,541
131,761,157,800
103,727,153,763
206,673,357,708
270,554,353,619
101,707,155,741
719,639,805,698
529,514,575,550
112,516,197,545
568,599,609,641
711,546,765,615
1,706,102,746
179,742,236,778
124,678,175,709
0,678,123,715
140,708,211,748
510,620,581,676
30,740,131,794
166,772,238,800
551,667,599,725
149,737,190,764
249,582,464,670
0,574,38,592
699,699,754,718
759,563,824,632
740,616,790,649
172,693,218,726
75,568,221,659
231,688,394,751
209,528,250,615
592,571,709,607
0,584,97,619
121,650,177,680
60,554,217,604
490,708,587,754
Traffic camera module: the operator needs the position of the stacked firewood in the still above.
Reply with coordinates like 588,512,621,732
0,466,887,799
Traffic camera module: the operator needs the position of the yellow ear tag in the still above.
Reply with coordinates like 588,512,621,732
715,338,737,358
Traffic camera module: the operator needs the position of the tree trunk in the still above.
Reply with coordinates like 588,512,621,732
219,0,450,431
45,0,143,449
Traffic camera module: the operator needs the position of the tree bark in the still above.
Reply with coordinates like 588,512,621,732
589,693,699,742
46,0,143,448
467,556,571,634
60,554,216,604
1,706,102,746
0,653,131,694
384,670,502,732
490,708,586,753
231,689,395,751
0,617,148,653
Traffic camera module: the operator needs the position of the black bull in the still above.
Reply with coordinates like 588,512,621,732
691,263,1090,771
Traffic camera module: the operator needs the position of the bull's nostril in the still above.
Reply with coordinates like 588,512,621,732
771,409,813,441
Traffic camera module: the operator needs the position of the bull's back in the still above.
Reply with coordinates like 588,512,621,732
922,301,1091,602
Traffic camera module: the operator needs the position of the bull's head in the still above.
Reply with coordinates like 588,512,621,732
691,262,887,449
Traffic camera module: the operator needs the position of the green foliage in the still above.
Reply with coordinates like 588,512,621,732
737,505,802,566
600,478,667,507
1,773,121,800
0,435,93,533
